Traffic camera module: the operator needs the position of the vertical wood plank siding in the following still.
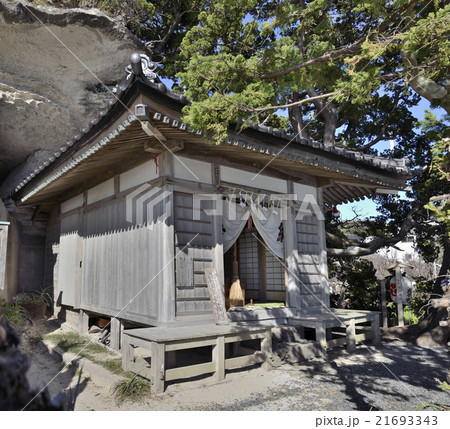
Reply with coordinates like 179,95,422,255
81,196,160,322
43,207,60,294
174,192,213,316
58,213,80,306
296,216,324,308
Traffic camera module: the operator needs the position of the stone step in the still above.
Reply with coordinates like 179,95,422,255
273,341,324,364
271,325,306,344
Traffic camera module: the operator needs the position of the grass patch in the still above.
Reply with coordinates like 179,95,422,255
44,330,155,403
112,374,152,405
101,358,124,375
43,331,124,375
0,299,28,326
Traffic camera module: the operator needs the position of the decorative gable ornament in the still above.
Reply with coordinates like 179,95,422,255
126,53,158,82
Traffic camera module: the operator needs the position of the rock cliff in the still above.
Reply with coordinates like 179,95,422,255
0,0,145,198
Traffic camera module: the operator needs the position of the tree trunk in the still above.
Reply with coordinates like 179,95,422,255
288,92,309,140
400,50,450,115
423,235,450,328
408,235,450,346
307,87,338,145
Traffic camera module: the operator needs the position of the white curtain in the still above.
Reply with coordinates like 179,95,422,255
222,201,250,254
222,199,284,258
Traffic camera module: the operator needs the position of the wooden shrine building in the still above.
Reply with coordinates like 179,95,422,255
3,54,412,388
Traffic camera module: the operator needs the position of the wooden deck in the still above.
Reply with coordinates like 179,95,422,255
122,323,273,393
289,308,381,351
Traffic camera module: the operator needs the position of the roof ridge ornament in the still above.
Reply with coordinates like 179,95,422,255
126,53,158,82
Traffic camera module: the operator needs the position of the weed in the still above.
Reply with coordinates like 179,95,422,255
113,374,151,404
417,403,448,411
0,299,28,326
16,287,52,307
416,381,450,411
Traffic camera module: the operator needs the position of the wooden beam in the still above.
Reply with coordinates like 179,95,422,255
213,335,225,380
224,353,266,370
257,233,267,303
150,342,165,394
110,317,122,351
165,362,216,381
141,121,167,142
346,319,356,352
144,139,184,154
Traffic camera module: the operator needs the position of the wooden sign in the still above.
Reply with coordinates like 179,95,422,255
204,268,229,325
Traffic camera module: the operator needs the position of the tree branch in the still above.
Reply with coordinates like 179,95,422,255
254,0,418,81
327,203,421,257
256,41,363,79
353,89,401,151
252,91,339,113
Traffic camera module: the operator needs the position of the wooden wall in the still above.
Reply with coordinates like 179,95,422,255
58,212,80,307
296,215,326,308
81,196,163,323
174,192,214,316
58,183,175,326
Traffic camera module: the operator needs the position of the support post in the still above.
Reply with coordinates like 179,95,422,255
284,202,301,312
371,313,381,345
78,310,89,334
346,319,356,352
213,335,225,380
110,317,121,351
395,266,404,327
121,334,134,371
261,329,273,371
379,279,388,329
151,342,165,394
257,236,267,302
315,321,327,350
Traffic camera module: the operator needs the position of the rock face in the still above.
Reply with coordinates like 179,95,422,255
0,0,145,197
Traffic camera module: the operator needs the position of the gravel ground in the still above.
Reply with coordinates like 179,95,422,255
171,343,450,411
25,331,450,411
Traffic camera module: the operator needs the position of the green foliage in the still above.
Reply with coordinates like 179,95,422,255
408,278,434,318
403,305,419,325
170,0,449,143
423,115,450,232
44,331,153,403
112,374,152,404
440,381,450,391
416,403,448,411
16,287,52,307
329,259,379,311
386,302,419,325
43,331,124,374
0,300,28,327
